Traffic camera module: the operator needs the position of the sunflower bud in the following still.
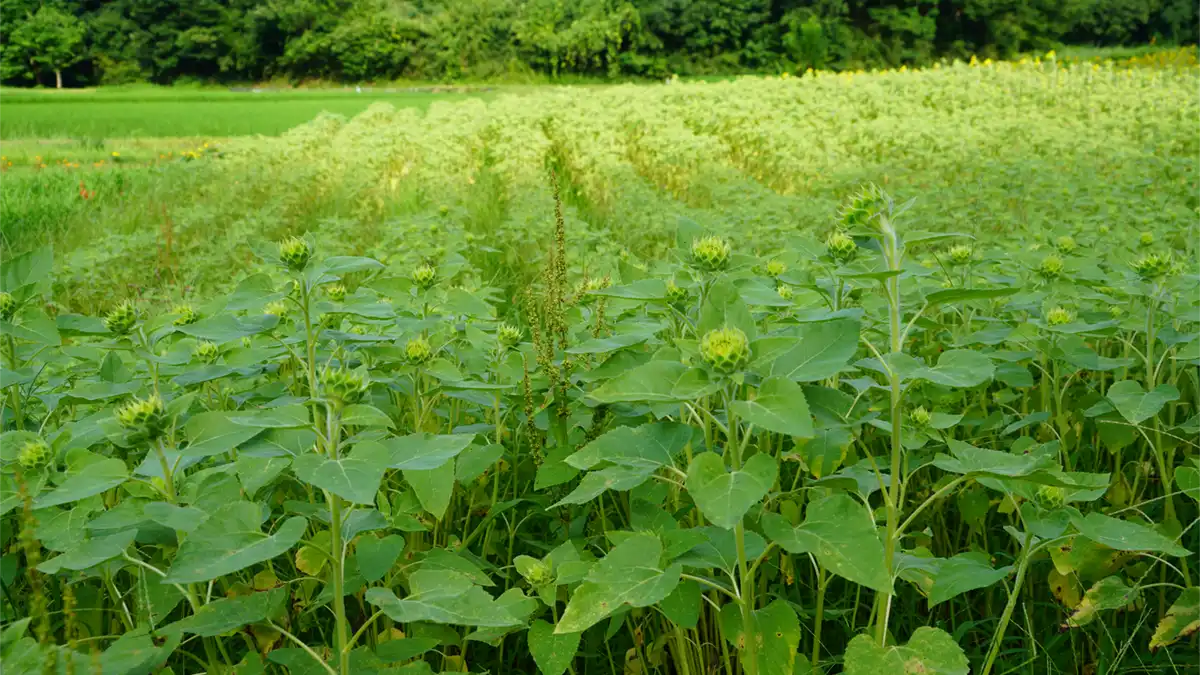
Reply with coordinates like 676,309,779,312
1138,232,1154,247
412,263,438,291
1037,255,1064,280
839,184,886,229
526,560,554,586
1054,236,1077,254
1046,307,1074,326
0,292,16,321
264,300,288,317
1097,225,1109,235
1131,253,1171,281
947,244,973,266
1034,485,1066,509
497,323,522,349
765,260,786,278
700,326,750,374
172,304,199,326
321,368,367,407
17,438,51,470
776,284,793,300
666,281,688,305
825,231,858,263
115,395,167,440
1108,305,1124,319
405,337,433,365
278,236,312,272
691,236,731,272
326,284,346,302
104,300,138,335
908,406,932,428
194,341,219,364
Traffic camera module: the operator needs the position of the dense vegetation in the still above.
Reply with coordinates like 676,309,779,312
0,57,1197,675
1,0,1197,86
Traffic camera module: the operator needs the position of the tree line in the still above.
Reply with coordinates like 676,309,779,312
2,0,1195,88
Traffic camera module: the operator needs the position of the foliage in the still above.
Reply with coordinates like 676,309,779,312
0,0,1196,85
1,54,1198,673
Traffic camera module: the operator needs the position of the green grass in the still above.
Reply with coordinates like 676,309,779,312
0,85,500,138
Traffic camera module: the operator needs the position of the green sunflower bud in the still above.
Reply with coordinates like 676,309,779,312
825,231,858,263
908,406,932,428
1037,255,1064,280
1138,232,1154,247
172,304,199,326
278,236,312,272
776,284,793,300
412,263,438,291
1108,305,1124,319
765,260,786,278
691,236,731,272
497,323,522,349
0,292,16,321
666,281,689,305
1035,484,1066,509
947,244,973,266
1054,236,1077,254
526,560,554,586
115,395,167,440
194,341,219,364
17,438,51,470
1046,307,1075,326
264,301,288,317
839,184,886,229
326,284,346,302
322,367,367,407
405,337,433,365
1131,253,1171,281
1097,225,1110,235
104,300,138,335
700,326,750,374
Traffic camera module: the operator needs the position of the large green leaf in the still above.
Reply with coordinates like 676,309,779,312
385,433,474,470
33,456,128,510
365,570,520,627
556,534,681,634
292,441,390,505
731,377,813,438
163,501,307,583
686,453,777,530
528,619,580,675
184,412,263,458
762,494,892,594
918,350,994,388
405,461,456,519
770,320,859,382
1150,587,1199,650
1106,380,1180,425
38,530,137,573
843,627,968,675
1065,575,1139,628
719,599,799,675
932,440,1055,478
355,534,406,583
590,361,717,403
553,465,655,507
1072,513,1188,556
927,552,1013,607
161,588,288,637
566,422,691,471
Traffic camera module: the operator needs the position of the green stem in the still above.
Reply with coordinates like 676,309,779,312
5,334,23,430
735,522,759,675
328,492,350,675
980,532,1034,675
811,563,828,669
153,439,178,503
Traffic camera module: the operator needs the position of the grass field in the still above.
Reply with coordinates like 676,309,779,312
0,85,498,139
0,54,1197,675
